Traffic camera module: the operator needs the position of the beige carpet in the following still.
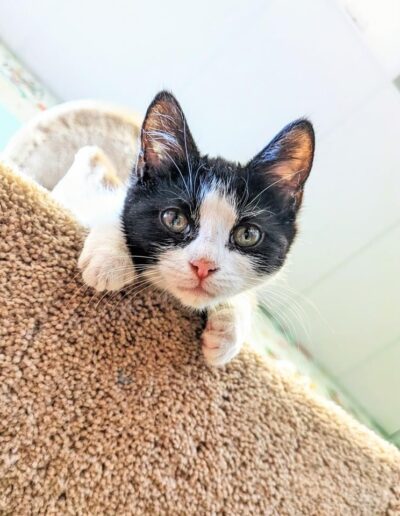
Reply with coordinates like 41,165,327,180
0,162,399,515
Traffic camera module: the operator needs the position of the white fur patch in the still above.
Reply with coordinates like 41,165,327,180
52,146,126,228
194,189,237,258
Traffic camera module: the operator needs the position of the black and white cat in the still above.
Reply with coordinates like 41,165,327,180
78,91,315,366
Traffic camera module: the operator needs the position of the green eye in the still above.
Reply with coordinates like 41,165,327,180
161,208,189,233
232,224,262,248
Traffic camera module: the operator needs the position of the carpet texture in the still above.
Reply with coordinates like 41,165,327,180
0,162,399,515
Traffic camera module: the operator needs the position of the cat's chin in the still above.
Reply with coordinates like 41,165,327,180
171,286,222,311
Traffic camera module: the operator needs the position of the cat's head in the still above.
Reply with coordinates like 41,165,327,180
123,91,314,310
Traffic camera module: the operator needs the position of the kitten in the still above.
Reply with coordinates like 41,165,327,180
78,91,315,366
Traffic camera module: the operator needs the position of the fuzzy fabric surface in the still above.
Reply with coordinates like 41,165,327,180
0,161,399,515
1,101,141,190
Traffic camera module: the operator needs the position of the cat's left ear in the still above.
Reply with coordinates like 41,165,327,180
247,119,315,210
137,90,199,178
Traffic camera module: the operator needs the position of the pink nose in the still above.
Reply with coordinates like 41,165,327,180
190,259,218,280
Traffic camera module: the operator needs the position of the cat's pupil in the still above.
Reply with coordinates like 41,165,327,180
172,214,182,227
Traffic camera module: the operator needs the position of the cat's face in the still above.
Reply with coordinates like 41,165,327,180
123,91,314,310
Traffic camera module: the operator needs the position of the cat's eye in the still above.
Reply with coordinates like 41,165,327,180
232,224,262,248
161,208,189,233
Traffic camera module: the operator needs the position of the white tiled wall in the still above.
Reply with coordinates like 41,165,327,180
340,338,400,435
278,223,400,374
0,0,398,439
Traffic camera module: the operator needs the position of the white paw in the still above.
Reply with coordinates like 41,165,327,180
201,307,242,367
78,225,135,292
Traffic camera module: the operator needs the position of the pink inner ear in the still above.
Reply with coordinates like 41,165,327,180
270,160,308,189
141,99,186,168
139,91,200,174
270,129,314,190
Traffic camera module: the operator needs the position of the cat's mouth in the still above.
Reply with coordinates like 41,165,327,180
179,285,212,297
174,283,219,308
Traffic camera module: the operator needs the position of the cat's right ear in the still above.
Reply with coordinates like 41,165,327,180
136,91,199,180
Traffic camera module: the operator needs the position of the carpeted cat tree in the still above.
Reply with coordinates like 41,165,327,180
0,104,399,515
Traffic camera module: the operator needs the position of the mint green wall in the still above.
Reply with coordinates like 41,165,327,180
0,103,20,150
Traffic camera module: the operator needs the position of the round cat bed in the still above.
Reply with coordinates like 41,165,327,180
1,100,142,189
0,103,399,514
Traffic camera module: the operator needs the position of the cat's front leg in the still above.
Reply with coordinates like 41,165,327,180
202,294,253,367
78,222,136,292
